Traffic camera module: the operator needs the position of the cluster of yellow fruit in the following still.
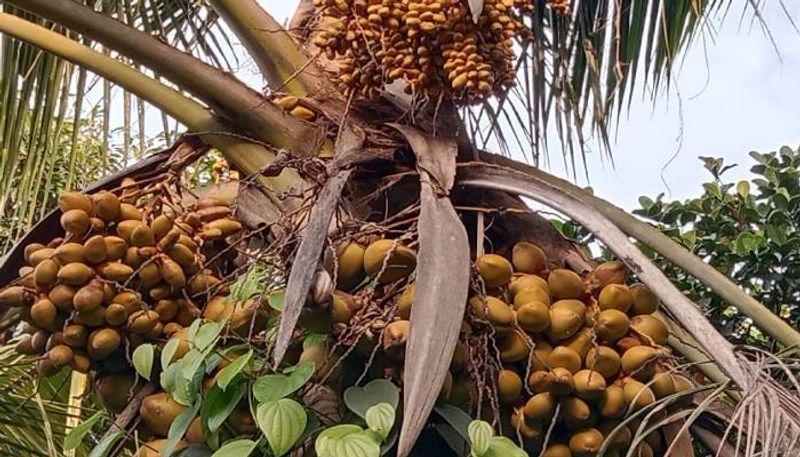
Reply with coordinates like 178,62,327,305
467,242,693,456
0,183,242,377
311,0,532,103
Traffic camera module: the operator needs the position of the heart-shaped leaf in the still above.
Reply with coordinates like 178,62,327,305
162,400,201,456
132,343,155,381
343,380,400,419
210,439,257,457
216,349,252,391
333,431,381,457
435,405,472,443
194,322,225,352
64,410,104,451
484,436,526,457
252,361,315,403
256,398,307,457
202,383,246,433
467,421,493,456
268,289,285,311
87,431,123,457
316,425,363,457
365,403,395,441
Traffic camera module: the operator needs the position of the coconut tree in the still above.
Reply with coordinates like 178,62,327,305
0,1,799,456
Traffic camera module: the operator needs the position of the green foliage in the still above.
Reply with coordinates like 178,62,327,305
466,420,525,457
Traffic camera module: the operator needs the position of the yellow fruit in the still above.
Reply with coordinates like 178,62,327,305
563,328,594,359
512,242,547,274
650,372,676,398
84,235,108,264
91,191,121,221
672,374,695,407
588,260,627,288
28,247,55,267
105,304,128,326
546,308,583,341
561,396,593,428
140,391,188,436
151,215,174,240
569,428,604,457
549,367,575,396
476,254,513,288
497,369,523,403
396,283,414,320
382,320,410,349
510,407,543,440
119,203,142,221
516,301,550,333
30,299,58,330
36,358,60,377
158,258,186,288
104,236,127,261
167,244,195,267
541,444,572,457
630,314,669,345
594,309,630,342
187,272,221,295
274,95,299,110
530,339,553,371
54,243,85,264
154,299,178,322
61,209,90,235
73,281,105,312
18,266,35,288
156,228,181,252
573,370,606,399
131,225,156,247
14,334,36,355
499,330,529,363
113,291,142,314
163,322,183,337
548,269,585,299
205,218,242,236
57,262,94,286
34,259,59,287
138,263,161,289
98,262,134,282
598,284,633,313
598,386,627,418
331,291,361,324
0,286,29,307
363,239,416,284
74,306,107,327
117,220,143,242
622,378,656,409
63,325,88,347
24,243,46,264
335,242,366,290
585,346,621,379
523,392,556,423
167,329,191,363
547,346,582,373
630,284,660,315
128,310,160,334
621,346,659,380
528,370,555,393
46,332,65,351
469,296,515,331
512,286,551,308
88,328,121,359
90,217,106,232
290,105,316,121
510,274,550,297
58,191,92,213
47,345,74,368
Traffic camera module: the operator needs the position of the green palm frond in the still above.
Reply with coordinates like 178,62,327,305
468,0,782,171
0,0,234,252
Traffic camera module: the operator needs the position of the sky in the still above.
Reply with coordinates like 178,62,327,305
251,1,800,211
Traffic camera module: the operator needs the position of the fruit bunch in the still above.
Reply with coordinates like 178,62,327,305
309,236,695,456
467,244,693,456
0,181,243,377
311,0,532,103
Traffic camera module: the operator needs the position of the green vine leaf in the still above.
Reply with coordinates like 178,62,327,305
252,361,315,403
365,403,395,441
256,398,308,457
467,421,493,456
210,439,257,457
484,436,526,457
194,322,225,352
316,425,380,457
64,410,104,451
343,379,400,419
202,382,246,433
161,337,181,369
132,343,155,381
216,349,252,391
162,401,201,456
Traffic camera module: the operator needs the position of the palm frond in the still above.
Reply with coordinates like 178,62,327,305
471,0,781,172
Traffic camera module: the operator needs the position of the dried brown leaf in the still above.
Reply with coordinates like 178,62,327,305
388,123,457,192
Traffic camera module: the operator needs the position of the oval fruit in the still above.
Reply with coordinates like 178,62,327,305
0,286,29,307
569,428,604,457
589,260,627,288
84,235,108,264
630,314,669,345
139,392,188,436
363,239,416,284
547,308,583,341
594,309,630,342
88,328,121,359
54,243,85,264
131,225,155,247
516,301,550,333
30,299,58,330
73,281,105,312
630,284,660,315
28,247,55,267
105,304,129,326
58,192,92,213
34,259,59,287
622,378,655,409
549,367,575,396
63,325,88,347
57,262,94,286
469,296,515,331
598,284,633,313
585,346,621,379
151,215,174,240
650,372,676,398
512,241,547,274
547,346,582,373
396,283,414,320
158,258,186,288
561,396,593,428
91,191,121,221
498,369,523,403
382,320,410,349
98,262,134,282
621,346,659,380
476,254,513,288
48,345,74,368
128,310,160,334
60,209,90,235
499,330,529,363
541,444,572,457
548,269,585,299
513,285,551,308
523,392,556,423
573,369,606,399
599,385,627,418
118,203,142,221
